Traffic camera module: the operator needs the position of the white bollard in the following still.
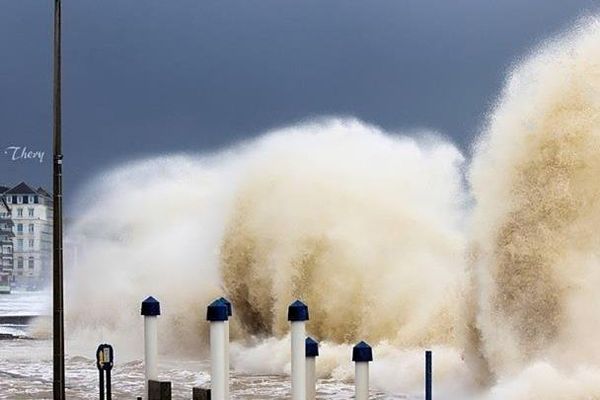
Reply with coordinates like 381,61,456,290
353,341,373,400
219,297,233,400
141,296,161,400
207,299,229,400
305,337,319,400
288,300,309,400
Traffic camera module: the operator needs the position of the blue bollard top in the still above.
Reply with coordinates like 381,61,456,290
305,337,319,358
207,298,229,322
218,297,233,317
141,296,161,316
288,300,309,322
352,341,373,362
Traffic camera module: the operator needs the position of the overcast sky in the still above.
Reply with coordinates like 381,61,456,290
0,0,597,196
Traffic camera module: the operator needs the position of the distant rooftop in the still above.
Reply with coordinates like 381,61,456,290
36,187,51,197
0,182,51,198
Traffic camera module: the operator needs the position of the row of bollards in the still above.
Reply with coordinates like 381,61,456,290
134,296,434,400
287,300,377,400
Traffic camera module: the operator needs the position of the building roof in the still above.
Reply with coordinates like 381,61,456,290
4,182,38,195
36,187,51,198
0,186,8,194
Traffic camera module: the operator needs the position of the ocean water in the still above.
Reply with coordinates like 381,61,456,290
0,339,402,400
0,291,49,318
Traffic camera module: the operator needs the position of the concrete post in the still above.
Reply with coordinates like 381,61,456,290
218,297,232,400
141,296,161,400
288,300,309,400
192,387,212,400
352,341,373,400
207,299,229,400
148,380,171,400
305,337,319,400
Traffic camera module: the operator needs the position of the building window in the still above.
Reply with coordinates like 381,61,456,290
29,196,34,204
28,224,34,233
28,257,34,269
6,196,12,204
16,224,23,233
22,196,28,204
29,239,34,249
17,257,23,269
17,239,23,250
17,208,23,217
34,196,39,204
28,208,34,217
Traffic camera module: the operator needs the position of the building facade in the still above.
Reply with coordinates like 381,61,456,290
0,195,14,292
0,182,53,289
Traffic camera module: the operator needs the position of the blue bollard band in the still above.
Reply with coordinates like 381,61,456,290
288,300,309,322
207,298,229,321
305,337,319,357
352,341,373,362
219,297,233,317
141,296,161,316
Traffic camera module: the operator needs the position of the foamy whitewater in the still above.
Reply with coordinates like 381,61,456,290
52,17,600,399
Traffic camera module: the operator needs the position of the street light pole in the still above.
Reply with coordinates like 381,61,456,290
52,0,66,399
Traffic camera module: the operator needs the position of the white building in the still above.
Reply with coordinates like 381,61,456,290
0,182,53,289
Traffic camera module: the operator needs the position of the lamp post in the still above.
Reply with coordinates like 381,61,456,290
52,0,66,399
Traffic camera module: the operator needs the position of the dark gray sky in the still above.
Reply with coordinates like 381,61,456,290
0,0,597,196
